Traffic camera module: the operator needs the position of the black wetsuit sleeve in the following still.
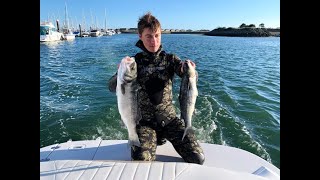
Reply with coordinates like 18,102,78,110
171,54,184,77
108,72,117,93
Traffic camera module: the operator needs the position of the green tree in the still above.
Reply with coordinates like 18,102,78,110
259,23,265,28
239,23,247,28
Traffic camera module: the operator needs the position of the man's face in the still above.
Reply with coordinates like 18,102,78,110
139,28,161,53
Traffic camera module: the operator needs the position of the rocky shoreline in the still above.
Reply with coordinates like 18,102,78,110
204,27,279,37
120,27,280,37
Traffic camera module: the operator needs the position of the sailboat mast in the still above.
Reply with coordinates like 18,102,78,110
82,9,86,31
95,15,97,30
90,9,93,31
65,2,69,28
104,8,107,31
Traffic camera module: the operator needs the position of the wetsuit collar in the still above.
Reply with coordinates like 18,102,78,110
135,40,163,56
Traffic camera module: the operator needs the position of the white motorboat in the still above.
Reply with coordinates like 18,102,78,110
90,29,103,37
62,28,76,40
103,30,114,36
40,138,280,180
40,22,63,42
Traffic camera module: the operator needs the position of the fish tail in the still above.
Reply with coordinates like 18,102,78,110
128,134,141,147
182,127,194,141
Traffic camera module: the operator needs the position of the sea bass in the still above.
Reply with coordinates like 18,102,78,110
179,60,198,141
116,56,141,147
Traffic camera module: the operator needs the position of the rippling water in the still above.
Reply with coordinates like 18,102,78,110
40,34,280,168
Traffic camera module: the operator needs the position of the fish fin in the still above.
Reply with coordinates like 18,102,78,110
121,83,125,94
136,96,142,123
182,127,194,141
138,111,142,123
195,71,198,82
181,61,185,73
119,118,125,127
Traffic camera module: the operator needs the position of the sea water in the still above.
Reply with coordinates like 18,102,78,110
40,34,280,168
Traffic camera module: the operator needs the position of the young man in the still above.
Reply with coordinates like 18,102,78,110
108,12,205,165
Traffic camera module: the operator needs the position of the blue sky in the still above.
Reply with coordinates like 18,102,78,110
40,0,280,30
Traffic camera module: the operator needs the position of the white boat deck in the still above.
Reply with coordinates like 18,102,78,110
40,139,280,180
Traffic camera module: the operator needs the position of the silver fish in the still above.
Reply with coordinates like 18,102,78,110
116,56,141,147
179,60,198,141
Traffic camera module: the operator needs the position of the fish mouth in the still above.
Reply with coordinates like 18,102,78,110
123,74,136,82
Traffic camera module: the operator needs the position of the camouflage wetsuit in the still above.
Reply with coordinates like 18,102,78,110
108,40,205,165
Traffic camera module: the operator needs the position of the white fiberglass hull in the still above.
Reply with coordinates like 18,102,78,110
40,139,279,180
40,34,63,42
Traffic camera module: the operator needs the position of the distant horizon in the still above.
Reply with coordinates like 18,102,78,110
40,0,280,31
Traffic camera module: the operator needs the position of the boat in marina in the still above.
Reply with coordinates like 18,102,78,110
61,3,75,40
62,28,76,40
40,138,280,179
102,8,114,36
89,29,103,37
40,22,64,42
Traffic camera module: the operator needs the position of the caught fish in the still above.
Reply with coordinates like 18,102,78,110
116,56,141,147
179,60,198,141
